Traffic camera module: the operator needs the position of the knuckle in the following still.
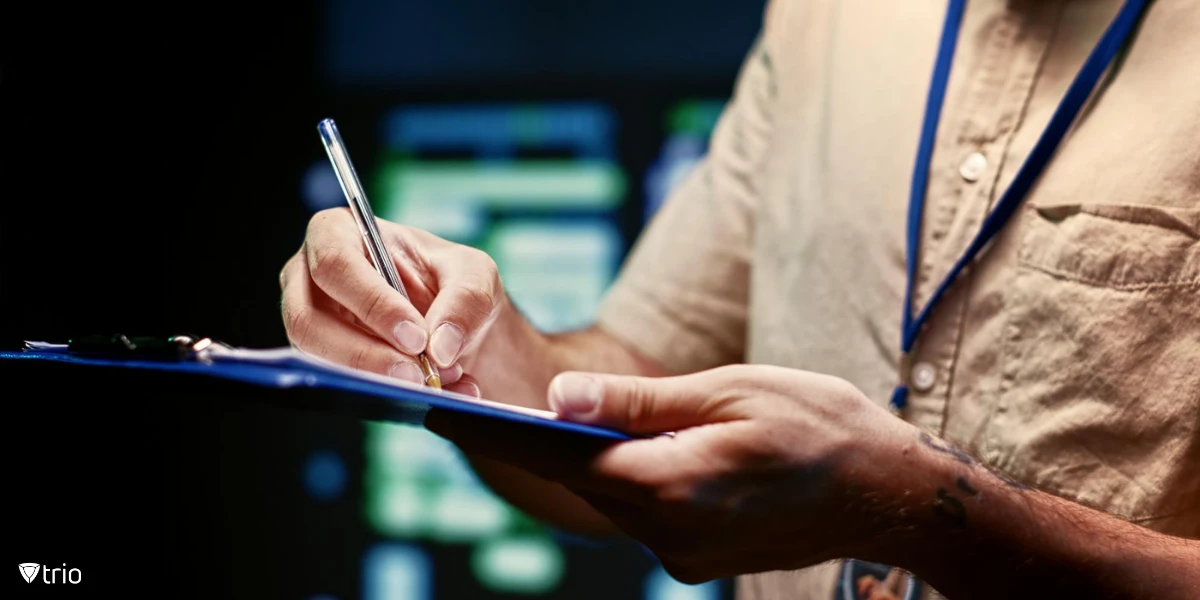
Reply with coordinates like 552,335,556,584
465,245,495,267
482,253,504,296
712,363,755,382
652,477,694,509
828,375,866,402
308,244,351,283
473,247,500,276
702,364,764,411
460,283,496,313
646,472,703,518
306,207,348,236
465,247,502,300
649,491,687,519
621,378,653,427
282,303,316,347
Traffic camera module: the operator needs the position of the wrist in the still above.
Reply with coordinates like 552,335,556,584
467,294,557,408
830,419,1200,599
846,426,1068,588
832,416,940,567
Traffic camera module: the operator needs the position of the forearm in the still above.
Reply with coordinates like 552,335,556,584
864,426,1200,599
460,298,665,535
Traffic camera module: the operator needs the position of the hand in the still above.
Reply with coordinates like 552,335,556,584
427,364,917,583
430,365,1200,598
279,208,508,396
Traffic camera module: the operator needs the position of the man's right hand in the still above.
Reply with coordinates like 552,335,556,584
279,208,663,537
279,207,509,397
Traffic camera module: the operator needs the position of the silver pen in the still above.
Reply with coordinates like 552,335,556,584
316,118,442,389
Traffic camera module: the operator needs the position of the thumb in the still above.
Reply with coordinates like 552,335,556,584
547,371,741,434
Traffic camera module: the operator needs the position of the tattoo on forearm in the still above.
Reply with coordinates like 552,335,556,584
988,468,1031,490
955,476,979,497
916,432,1037,530
918,431,1031,490
929,477,983,528
919,431,974,464
932,488,967,527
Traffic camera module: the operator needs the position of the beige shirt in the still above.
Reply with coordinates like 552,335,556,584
595,0,1199,597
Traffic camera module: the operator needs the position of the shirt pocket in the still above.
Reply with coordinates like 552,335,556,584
983,202,1200,530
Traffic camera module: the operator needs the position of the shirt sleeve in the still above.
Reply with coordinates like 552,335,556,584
594,2,780,374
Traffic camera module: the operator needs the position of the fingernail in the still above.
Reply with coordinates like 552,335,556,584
429,323,464,367
550,373,602,417
389,361,424,384
461,382,481,398
394,321,427,355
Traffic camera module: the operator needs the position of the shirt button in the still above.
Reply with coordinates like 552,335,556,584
959,152,988,182
910,361,937,392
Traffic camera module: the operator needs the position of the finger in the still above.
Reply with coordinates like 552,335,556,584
546,370,748,434
303,208,430,355
573,492,650,540
445,373,479,397
579,421,752,498
282,253,428,385
287,302,427,384
437,362,464,386
424,409,615,481
574,492,725,585
572,491,694,558
421,245,504,367
423,404,677,507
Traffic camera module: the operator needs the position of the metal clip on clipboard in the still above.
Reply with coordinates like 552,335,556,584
25,334,234,362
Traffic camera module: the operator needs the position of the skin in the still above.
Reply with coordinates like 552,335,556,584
281,209,1200,598
280,208,658,532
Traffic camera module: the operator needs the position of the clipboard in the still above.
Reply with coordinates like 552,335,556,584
0,334,634,441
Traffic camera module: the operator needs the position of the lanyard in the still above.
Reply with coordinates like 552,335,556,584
891,0,1150,410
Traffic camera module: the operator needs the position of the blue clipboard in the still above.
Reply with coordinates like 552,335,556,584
0,340,634,442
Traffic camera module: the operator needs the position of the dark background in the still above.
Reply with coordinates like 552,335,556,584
2,1,763,597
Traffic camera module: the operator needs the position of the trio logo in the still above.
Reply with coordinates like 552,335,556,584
19,563,40,583
19,562,81,584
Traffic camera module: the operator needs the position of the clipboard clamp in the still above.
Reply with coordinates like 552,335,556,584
57,334,232,361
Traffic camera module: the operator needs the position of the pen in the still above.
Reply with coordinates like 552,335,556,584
316,118,442,390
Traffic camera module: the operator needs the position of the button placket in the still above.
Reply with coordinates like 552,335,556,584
904,8,1041,427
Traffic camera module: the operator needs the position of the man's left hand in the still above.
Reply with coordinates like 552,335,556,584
427,364,916,583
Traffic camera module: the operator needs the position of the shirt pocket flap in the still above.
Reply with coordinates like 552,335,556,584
1020,203,1200,288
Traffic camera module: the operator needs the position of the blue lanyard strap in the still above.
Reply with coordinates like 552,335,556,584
892,0,1149,410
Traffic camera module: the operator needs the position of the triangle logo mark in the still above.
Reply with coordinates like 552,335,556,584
19,563,41,583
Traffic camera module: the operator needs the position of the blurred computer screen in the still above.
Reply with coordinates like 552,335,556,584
324,0,764,85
